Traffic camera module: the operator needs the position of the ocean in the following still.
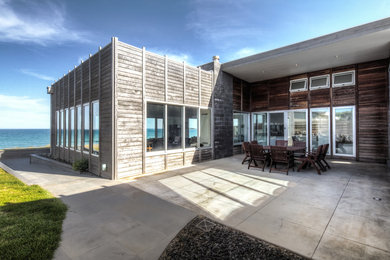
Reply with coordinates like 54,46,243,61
147,129,197,139
0,129,50,150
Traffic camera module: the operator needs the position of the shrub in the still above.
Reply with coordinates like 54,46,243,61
72,158,89,172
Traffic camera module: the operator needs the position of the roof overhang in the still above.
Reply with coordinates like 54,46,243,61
222,18,390,83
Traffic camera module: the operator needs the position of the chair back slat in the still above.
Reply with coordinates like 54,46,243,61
250,144,266,160
250,140,258,144
242,142,250,155
270,146,289,163
293,141,306,148
275,140,288,147
315,145,323,158
321,144,329,159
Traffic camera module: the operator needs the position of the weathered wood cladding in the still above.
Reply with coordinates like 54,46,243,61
248,59,389,163
115,40,213,178
50,43,113,179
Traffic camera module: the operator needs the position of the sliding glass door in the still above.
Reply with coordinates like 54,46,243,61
287,110,307,147
253,113,267,145
333,106,355,156
233,113,250,144
310,108,330,152
269,112,285,145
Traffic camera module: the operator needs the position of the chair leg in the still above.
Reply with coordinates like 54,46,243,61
311,159,322,175
269,160,273,173
262,160,266,171
242,155,248,164
248,159,252,169
323,159,331,169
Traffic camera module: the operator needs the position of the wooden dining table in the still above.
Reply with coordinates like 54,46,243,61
263,146,306,152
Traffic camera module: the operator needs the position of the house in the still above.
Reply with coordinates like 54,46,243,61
48,17,390,180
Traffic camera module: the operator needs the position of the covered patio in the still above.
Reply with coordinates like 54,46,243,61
129,155,390,259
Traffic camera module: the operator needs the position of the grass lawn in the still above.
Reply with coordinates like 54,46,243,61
0,168,67,259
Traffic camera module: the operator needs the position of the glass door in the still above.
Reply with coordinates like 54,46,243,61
310,108,330,152
269,112,286,145
252,113,268,145
287,110,307,147
333,106,355,156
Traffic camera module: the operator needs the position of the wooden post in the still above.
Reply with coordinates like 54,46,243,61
98,46,102,176
111,37,118,180
142,46,146,174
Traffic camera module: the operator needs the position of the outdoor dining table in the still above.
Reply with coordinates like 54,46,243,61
262,146,305,152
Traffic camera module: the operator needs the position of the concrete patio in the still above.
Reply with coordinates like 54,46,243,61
1,155,390,259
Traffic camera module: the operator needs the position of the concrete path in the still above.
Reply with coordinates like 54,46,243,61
0,158,195,260
2,155,390,259
129,156,390,259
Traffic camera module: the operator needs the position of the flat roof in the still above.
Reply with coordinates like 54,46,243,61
222,17,390,83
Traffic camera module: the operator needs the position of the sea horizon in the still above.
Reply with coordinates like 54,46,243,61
0,129,50,150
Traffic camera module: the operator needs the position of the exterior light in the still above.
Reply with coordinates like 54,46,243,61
101,163,107,171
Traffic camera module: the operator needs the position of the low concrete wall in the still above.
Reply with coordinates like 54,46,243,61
0,147,50,159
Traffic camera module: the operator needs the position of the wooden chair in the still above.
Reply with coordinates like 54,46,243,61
248,144,269,171
241,142,251,164
293,140,306,158
297,145,324,175
275,140,288,147
250,140,258,144
319,143,331,170
269,146,294,175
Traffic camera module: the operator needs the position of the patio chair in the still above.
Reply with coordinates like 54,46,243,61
297,145,324,175
269,146,294,175
319,143,331,170
250,140,258,144
248,144,269,171
275,140,288,147
293,140,306,158
241,142,251,164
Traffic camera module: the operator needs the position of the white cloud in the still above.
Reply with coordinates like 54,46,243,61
20,69,55,81
0,0,89,45
0,95,49,128
227,47,264,61
148,48,194,65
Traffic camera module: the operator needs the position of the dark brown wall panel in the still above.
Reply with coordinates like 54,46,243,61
310,88,330,107
251,82,268,111
242,81,250,111
268,77,289,110
233,77,241,111
333,86,355,106
290,91,308,109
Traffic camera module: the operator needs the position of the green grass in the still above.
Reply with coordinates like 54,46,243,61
0,168,67,260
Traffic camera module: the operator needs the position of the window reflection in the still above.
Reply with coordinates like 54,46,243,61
147,103,165,152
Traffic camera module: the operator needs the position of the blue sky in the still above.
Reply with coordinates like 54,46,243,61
0,0,389,129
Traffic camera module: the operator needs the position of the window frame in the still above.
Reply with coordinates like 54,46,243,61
309,107,331,154
70,107,75,149
309,74,330,90
83,103,90,153
76,105,82,151
332,106,356,157
289,78,308,92
233,112,250,145
332,70,355,88
91,100,99,156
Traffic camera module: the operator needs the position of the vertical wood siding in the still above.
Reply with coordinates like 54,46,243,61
145,52,165,101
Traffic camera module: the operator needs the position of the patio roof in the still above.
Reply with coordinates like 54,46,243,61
222,17,390,83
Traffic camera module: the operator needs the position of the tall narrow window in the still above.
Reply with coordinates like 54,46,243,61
200,109,211,147
76,106,81,150
146,103,165,152
167,105,182,150
83,103,89,151
253,113,267,145
270,112,285,145
64,109,68,148
56,111,60,146
333,106,355,156
311,108,330,152
92,101,99,155
233,113,249,144
185,107,198,148
60,110,63,147
70,107,75,148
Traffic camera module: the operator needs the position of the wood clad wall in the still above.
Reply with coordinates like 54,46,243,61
115,41,143,179
232,77,250,112
357,60,388,163
115,40,213,178
51,43,113,179
248,58,389,163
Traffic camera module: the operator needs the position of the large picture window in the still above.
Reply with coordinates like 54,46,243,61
147,103,165,152
70,107,74,148
185,107,198,148
253,113,267,145
83,103,89,151
333,106,355,156
233,113,249,144
287,110,307,146
200,109,211,147
60,110,64,147
310,108,330,152
92,101,99,155
168,105,182,150
76,105,81,150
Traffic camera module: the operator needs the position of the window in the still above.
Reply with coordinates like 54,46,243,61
147,103,165,152
233,113,249,144
76,106,81,150
310,75,329,90
269,112,285,145
310,108,330,152
168,105,182,150
185,107,198,148
64,109,68,148
253,113,267,145
200,109,211,147
60,110,63,147
83,103,89,151
92,101,99,155
56,111,60,146
333,106,355,156
287,110,307,146
290,78,307,92
332,70,355,87
70,107,75,148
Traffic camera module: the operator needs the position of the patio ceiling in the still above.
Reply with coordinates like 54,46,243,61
222,17,390,83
